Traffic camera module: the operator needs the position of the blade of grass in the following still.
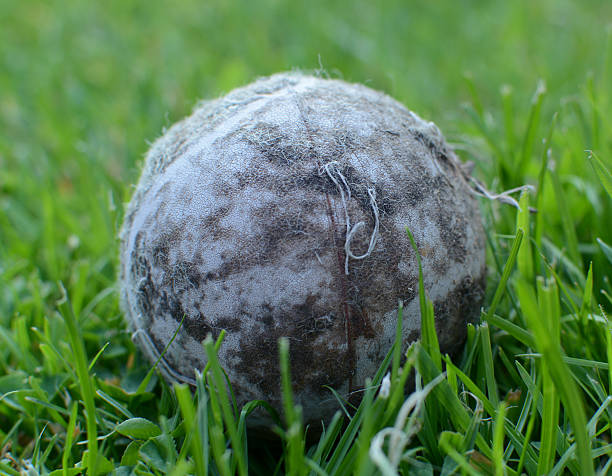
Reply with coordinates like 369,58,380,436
541,253,582,316
95,389,134,420
501,84,515,160
516,354,609,370
62,402,78,475
463,105,506,174
497,346,522,385
384,346,416,424
515,390,538,476
204,336,247,476
324,343,394,474
205,372,231,476
57,283,98,476
416,347,497,462
538,277,562,476
606,309,612,396
516,192,534,282
549,396,612,475
31,424,47,470
87,342,109,372
278,337,306,476
598,238,612,265
483,313,535,348
406,227,440,371
460,397,484,453
308,410,343,469
516,279,594,476
549,153,581,265
483,228,524,322
439,432,482,476
516,80,546,181
353,380,379,476
580,262,594,328
492,402,508,476
480,323,499,407
538,361,559,476
443,355,538,474
0,462,20,476
407,226,445,463
175,383,207,476
534,113,558,257
443,357,494,416
587,150,612,197
137,313,186,394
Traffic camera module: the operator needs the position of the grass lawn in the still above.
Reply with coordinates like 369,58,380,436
1,0,611,474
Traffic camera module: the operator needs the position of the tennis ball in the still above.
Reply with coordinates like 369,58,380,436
119,72,486,427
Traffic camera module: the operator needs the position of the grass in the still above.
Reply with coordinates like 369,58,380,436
1,0,611,474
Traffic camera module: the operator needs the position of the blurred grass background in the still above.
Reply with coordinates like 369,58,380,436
1,0,611,473
1,0,610,281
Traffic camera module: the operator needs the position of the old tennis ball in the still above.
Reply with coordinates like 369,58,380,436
119,72,486,426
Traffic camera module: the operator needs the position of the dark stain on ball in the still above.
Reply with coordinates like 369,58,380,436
134,255,243,347
241,122,306,167
198,205,233,240
230,295,379,420
430,176,469,267
433,272,486,356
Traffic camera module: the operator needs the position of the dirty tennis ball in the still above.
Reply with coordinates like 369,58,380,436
119,72,486,427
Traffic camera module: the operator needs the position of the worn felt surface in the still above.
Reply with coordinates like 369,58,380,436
120,72,486,425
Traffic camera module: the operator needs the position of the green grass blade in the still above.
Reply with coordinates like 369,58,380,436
515,390,538,476
483,313,535,348
324,344,394,474
137,313,187,394
444,355,537,474
57,283,99,476
484,228,524,322
517,80,546,181
62,402,78,474
501,84,515,159
175,383,207,476
463,104,506,170
479,323,499,407
95,389,134,419
439,432,482,476
205,372,230,476
607,311,612,396
416,346,493,460
598,238,612,265
538,360,559,475
204,336,247,476
308,410,343,468
516,192,534,282
0,462,20,476
516,279,594,476
444,357,494,415
587,150,612,198
549,155,581,265
353,381,379,476
492,402,507,476
534,112,558,254
406,227,441,371
87,342,109,372
384,345,416,424
278,337,306,476
580,262,594,326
